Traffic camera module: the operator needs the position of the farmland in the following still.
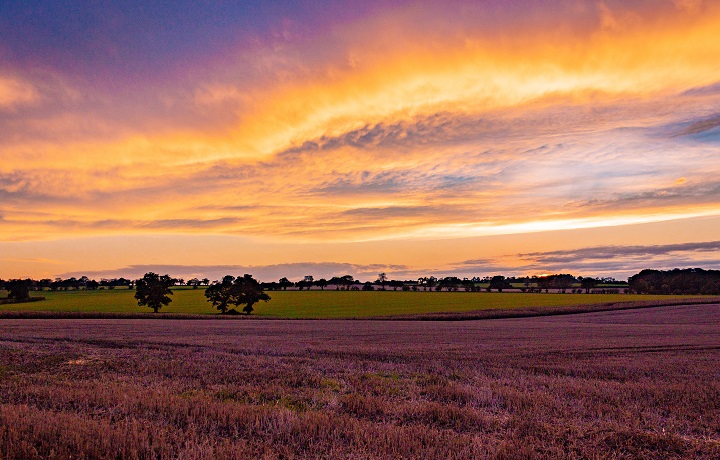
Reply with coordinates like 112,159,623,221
1,303,719,458
0,288,708,318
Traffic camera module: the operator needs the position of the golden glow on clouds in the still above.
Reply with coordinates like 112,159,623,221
229,1,720,157
400,207,720,241
2,0,720,278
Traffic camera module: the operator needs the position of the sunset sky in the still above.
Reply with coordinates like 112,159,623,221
1,0,719,281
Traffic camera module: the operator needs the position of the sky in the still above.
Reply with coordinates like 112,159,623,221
1,0,720,282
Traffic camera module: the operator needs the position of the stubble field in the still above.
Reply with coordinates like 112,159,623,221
1,303,719,459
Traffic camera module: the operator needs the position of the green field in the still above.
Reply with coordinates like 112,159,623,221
0,288,707,318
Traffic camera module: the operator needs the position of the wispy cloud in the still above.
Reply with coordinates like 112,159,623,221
0,75,38,109
518,241,720,263
451,241,720,279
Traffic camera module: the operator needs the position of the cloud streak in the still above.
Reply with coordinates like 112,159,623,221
452,241,720,279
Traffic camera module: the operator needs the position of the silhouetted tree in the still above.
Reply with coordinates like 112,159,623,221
439,276,462,291
579,277,599,294
422,276,437,292
389,280,404,291
489,275,510,292
188,278,201,289
329,275,355,290
536,276,550,293
550,274,576,293
279,277,292,291
629,268,720,295
378,272,387,290
7,279,30,300
234,274,270,314
134,273,175,313
461,279,476,292
315,278,328,290
297,275,314,290
205,274,270,315
205,275,235,313
86,280,100,290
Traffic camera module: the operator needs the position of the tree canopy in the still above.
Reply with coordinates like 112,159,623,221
489,275,511,292
629,268,720,295
134,272,175,313
7,280,30,301
205,274,270,315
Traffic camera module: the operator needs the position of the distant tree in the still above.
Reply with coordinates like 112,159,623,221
461,279,476,292
86,280,100,290
378,272,387,290
234,274,270,314
489,275,510,293
389,280,404,291
205,275,235,313
134,272,175,313
279,277,293,291
262,281,280,291
205,274,270,315
422,276,437,292
579,277,599,294
536,276,550,293
549,274,576,293
439,276,462,291
188,278,201,289
522,277,532,292
201,278,210,286
362,281,374,291
36,278,52,290
629,268,720,295
7,280,30,301
329,275,355,290
315,278,328,290
298,275,314,291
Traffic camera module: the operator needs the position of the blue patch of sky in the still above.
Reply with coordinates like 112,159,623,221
0,0,388,80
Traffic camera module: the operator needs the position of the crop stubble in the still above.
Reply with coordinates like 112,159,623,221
0,303,719,459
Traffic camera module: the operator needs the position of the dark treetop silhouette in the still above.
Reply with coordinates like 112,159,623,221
205,274,270,315
134,272,175,313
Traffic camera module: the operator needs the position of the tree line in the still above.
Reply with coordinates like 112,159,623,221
4,269,719,309
628,268,720,295
259,273,627,293
0,272,633,296
0,271,629,304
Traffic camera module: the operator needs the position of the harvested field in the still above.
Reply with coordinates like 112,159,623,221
1,303,719,458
